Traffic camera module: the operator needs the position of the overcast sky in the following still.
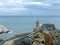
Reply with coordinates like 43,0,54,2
0,0,60,16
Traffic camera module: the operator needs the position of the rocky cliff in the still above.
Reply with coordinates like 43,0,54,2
2,21,60,45
0,24,10,34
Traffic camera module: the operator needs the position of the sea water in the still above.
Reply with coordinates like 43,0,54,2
0,16,60,40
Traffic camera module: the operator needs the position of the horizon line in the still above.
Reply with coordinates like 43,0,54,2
0,15,60,17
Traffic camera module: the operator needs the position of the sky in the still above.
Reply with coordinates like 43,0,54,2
0,0,60,16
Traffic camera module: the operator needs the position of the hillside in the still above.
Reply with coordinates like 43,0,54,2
2,21,60,45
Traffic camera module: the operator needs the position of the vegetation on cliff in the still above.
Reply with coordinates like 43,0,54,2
2,21,60,45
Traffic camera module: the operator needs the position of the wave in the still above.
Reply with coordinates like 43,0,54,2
8,31,12,34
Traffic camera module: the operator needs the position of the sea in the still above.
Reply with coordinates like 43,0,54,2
0,16,60,40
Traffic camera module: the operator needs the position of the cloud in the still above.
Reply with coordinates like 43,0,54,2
0,0,60,16
40,0,60,7
29,2,51,7
0,0,56,11
32,0,60,8
0,0,51,8
29,2,43,5
0,0,24,11
0,7,28,12
0,2,4,5
8,0,13,3
0,0,49,11
0,0,60,8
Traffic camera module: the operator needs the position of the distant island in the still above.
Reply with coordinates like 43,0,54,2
0,20,60,45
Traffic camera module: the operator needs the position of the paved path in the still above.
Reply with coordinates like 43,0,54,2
3,38,19,45
3,33,30,45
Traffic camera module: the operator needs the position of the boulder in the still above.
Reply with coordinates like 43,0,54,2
0,38,4,45
0,24,10,34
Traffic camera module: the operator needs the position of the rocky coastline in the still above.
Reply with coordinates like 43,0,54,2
1,21,60,45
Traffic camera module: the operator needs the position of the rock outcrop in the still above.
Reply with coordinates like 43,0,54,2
0,24,10,34
0,38,4,45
